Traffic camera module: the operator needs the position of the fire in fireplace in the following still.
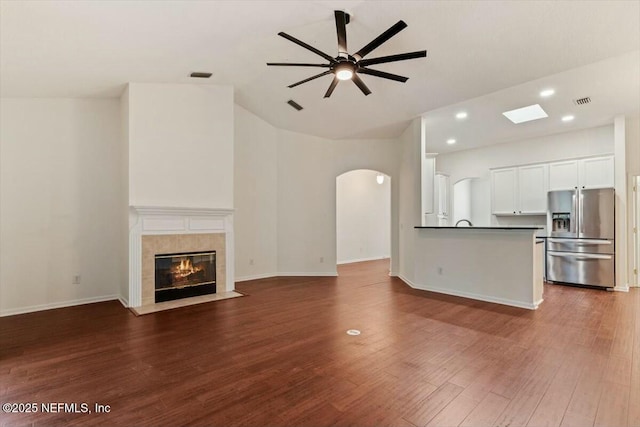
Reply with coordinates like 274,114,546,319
154,251,216,302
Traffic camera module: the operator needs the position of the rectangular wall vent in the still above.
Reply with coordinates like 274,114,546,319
573,97,591,105
287,100,303,111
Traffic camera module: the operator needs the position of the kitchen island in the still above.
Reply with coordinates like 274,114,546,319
411,226,544,309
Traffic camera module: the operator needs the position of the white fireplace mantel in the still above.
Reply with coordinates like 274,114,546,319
128,206,234,307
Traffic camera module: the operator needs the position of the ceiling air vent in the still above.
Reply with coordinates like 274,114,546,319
190,72,212,78
573,96,591,106
287,100,303,111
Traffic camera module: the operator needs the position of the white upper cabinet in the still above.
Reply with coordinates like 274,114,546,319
548,160,579,191
491,168,517,215
579,156,614,189
491,164,548,215
548,156,614,190
517,164,548,214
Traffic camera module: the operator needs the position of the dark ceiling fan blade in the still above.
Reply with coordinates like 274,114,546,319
358,50,427,67
267,63,331,67
358,67,408,83
351,74,372,96
353,20,407,60
335,10,348,58
324,77,340,98
288,70,332,88
278,32,336,63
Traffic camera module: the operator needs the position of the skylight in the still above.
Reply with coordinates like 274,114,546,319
502,104,548,124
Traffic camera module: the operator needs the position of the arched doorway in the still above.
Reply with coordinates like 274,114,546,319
336,169,391,268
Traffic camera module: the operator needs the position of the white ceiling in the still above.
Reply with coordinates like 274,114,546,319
1,1,639,143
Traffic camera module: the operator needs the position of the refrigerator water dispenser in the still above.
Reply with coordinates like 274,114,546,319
551,213,571,233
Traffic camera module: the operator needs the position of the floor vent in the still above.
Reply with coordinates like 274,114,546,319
573,96,591,105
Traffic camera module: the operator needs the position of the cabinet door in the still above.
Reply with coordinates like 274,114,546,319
549,160,579,190
518,164,548,214
491,168,517,215
436,174,449,217
422,155,435,215
579,156,614,189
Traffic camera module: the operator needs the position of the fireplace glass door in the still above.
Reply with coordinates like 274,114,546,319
154,251,216,302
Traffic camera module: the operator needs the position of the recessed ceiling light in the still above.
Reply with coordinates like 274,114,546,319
502,104,548,124
540,89,555,97
562,115,575,122
447,138,456,145
455,112,468,119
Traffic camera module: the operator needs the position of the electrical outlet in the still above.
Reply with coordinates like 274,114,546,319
320,257,324,263
73,275,81,284
249,259,254,266
437,267,443,275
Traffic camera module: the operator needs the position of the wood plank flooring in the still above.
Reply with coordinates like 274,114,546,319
1,259,638,426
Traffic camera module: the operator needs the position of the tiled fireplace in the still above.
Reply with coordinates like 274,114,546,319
128,206,234,309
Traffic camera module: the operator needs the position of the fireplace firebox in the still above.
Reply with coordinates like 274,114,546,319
154,251,216,302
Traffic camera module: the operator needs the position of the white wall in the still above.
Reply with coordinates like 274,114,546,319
336,170,391,264
119,88,130,303
436,125,614,227
626,115,640,287
276,129,400,275
233,105,278,281
127,83,234,208
0,98,124,315
398,118,423,283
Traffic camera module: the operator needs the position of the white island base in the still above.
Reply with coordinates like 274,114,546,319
410,227,544,310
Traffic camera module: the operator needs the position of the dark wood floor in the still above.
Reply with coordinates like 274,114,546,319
1,259,638,427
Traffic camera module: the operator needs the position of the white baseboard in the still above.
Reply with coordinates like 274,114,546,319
0,294,121,317
277,272,338,277
337,256,390,265
235,272,278,282
118,295,129,308
397,276,539,310
614,284,630,292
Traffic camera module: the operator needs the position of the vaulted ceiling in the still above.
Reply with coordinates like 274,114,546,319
1,1,639,143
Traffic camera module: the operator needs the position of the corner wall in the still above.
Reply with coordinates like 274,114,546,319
397,118,423,283
234,105,278,281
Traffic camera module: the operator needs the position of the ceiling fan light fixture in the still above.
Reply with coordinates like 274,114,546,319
335,64,354,80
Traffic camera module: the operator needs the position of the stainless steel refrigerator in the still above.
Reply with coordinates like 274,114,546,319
546,188,615,288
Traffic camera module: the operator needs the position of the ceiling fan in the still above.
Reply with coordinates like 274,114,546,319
267,11,427,98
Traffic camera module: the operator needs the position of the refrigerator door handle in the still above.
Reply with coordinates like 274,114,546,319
578,191,584,235
571,191,578,235
548,252,613,260
547,238,613,245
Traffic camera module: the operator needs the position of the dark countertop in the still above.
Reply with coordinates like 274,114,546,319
414,226,543,230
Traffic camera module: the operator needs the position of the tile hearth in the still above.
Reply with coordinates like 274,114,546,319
130,291,245,316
